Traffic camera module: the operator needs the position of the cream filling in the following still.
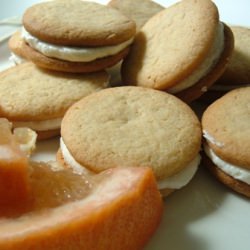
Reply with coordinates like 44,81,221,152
9,52,26,65
12,118,62,131
210,84,250,91
60,138,94,176
157,155,200,190
203,130,224,148
22,27,134,62
204,143,250,185
60,137,200,189
168,22,224,93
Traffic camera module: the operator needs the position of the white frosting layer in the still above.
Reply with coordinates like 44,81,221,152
9,52,26,65
61,137,200,189
12,118,62,131
204,144,250,185
203,130,224,148
157,155,200,190
22,27,134,62
168,23,224,93
60,138,94,175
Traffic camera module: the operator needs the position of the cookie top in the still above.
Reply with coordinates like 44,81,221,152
122,0,219,90
217,26,250,85
23,0,136,46
61,86,201,180
0,63,109,121
108,0,164,32
202,87,250,169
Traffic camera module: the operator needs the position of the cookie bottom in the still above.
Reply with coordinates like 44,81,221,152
57,148,175,197
175,24,234,103
8,31,27,59
22,42,130,73
202,153,250,198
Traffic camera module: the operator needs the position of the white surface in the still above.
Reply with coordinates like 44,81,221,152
0,1,250,250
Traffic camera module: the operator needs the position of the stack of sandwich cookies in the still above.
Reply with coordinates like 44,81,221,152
122,0,234,103
0,63,109,140
200,26,250,102
17,0,135,73
108,0,164,32
58,86,202,196
202,87,250,197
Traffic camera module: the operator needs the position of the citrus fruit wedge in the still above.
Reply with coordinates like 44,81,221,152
0,118,163,249
0,162,163,250
0,118,30,208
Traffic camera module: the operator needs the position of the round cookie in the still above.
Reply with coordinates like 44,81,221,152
121,0,234,103
202,87,250,197
200,26,250,103
8,31,27,64
217,26,250,86
108,0,164,32
20,0,136,73
58,86,201,196
0,62,109,139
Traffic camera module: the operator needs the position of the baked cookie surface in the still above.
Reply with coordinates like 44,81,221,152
23,0,135,46
19,0,136,73
122,0,233,102
0,63,109,138
202,87,250,197
202,87,250,168
61,86,201,182
108,0,164,32
199,26,250,103
203,153,250,197
217,26,250,86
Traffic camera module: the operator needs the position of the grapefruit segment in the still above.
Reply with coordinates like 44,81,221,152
0,166,163,250
0,118,163,249
0,118,30,209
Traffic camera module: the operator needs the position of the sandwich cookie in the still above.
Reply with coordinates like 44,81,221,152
108,0,164,32
202,87,250,197
20,0,136,73
200,26,250,102
58,86,202,196
0,62,109,140
121,0,234,103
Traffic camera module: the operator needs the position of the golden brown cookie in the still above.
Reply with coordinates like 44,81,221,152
8,31,27,64
122,0,234,103
0,63,109,139
202,153,250,198
217,26,250,86
108,0,164,32
20,0,136,73
202,87,250,197
199,26,250,103
59,86,202,196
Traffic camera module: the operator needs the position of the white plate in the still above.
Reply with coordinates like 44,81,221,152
0,1,250,250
